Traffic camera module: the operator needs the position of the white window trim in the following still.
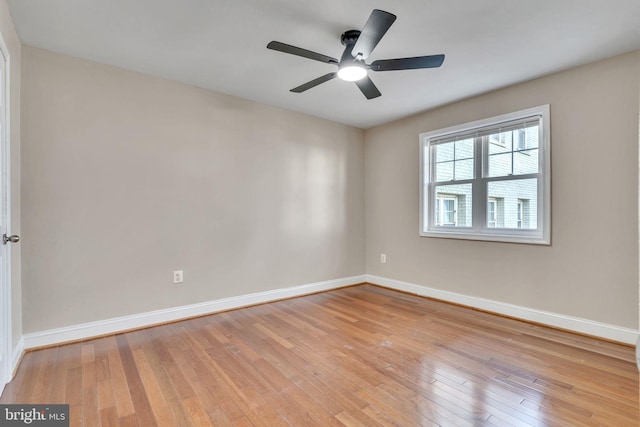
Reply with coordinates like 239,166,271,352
419,105,551,245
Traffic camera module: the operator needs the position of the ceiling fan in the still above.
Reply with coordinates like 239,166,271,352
267,9,445,100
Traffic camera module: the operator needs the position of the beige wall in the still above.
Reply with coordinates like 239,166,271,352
365,51,640,329
21,46,365,333
19,43,640,335
0,0,21,348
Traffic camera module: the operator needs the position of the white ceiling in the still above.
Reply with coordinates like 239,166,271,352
7,0,640,129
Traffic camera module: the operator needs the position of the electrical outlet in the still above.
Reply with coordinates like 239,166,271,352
380,254,387,263
173,270,184,284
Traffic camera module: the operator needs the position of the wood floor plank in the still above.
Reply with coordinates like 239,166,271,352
81,358,97,392
164,398,194,427
116,335,157,426
99,406,118,427
15,346,50,403
182,396,214,426
66,366,83,407
412,394,481,426
334,409,384,427
47,345,73,404
163,332,242,421
96,379,116,412
131,348,176,426
1,284,637,426
81,383,100,427
231,417,253,427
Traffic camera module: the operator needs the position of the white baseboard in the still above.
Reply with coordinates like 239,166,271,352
11,337,24,377
23,275,367,350
365,274,640,345
19,273,639,350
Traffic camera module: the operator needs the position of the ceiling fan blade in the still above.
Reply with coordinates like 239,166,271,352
267,41,339,65
355,76,381,99
290,72,338,93
370,54,445,71
352,9,396,60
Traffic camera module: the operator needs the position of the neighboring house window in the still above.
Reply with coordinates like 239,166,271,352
436,195,458,226
517,199,524,228
515,129,527,151
420,105,550,244
487,198,497,228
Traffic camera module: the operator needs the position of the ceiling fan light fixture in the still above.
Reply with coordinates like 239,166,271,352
337,64,367,81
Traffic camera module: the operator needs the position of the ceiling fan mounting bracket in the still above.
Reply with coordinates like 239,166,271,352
340,30,361,46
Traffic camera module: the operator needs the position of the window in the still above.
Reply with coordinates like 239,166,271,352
420,105,550,244
435,196,458,226
517,199,524,228
515,129,527,151
487,198,497,228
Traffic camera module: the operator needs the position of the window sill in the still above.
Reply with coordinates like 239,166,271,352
420,229,550,245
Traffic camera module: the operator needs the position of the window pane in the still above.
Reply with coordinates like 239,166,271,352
455,158,474,180
523,125,539,149
434,184,472,227
454,139,474,180
435,161,453,181
487,179,537,229
487,125,540,178
488,131,512,154
513,148,538,175
456,138,474,158
487,152,512,177
434,138,474,182
435,141,454,162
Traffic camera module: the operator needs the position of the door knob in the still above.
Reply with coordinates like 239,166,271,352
2,234,19,244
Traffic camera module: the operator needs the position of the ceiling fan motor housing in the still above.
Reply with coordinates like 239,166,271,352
340,30,361,47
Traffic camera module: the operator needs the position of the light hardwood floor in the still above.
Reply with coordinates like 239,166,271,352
1,284,638,426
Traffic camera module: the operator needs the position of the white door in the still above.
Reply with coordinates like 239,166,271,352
0,36,16,394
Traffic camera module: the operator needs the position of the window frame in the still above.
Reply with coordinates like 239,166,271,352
419,105,551,245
